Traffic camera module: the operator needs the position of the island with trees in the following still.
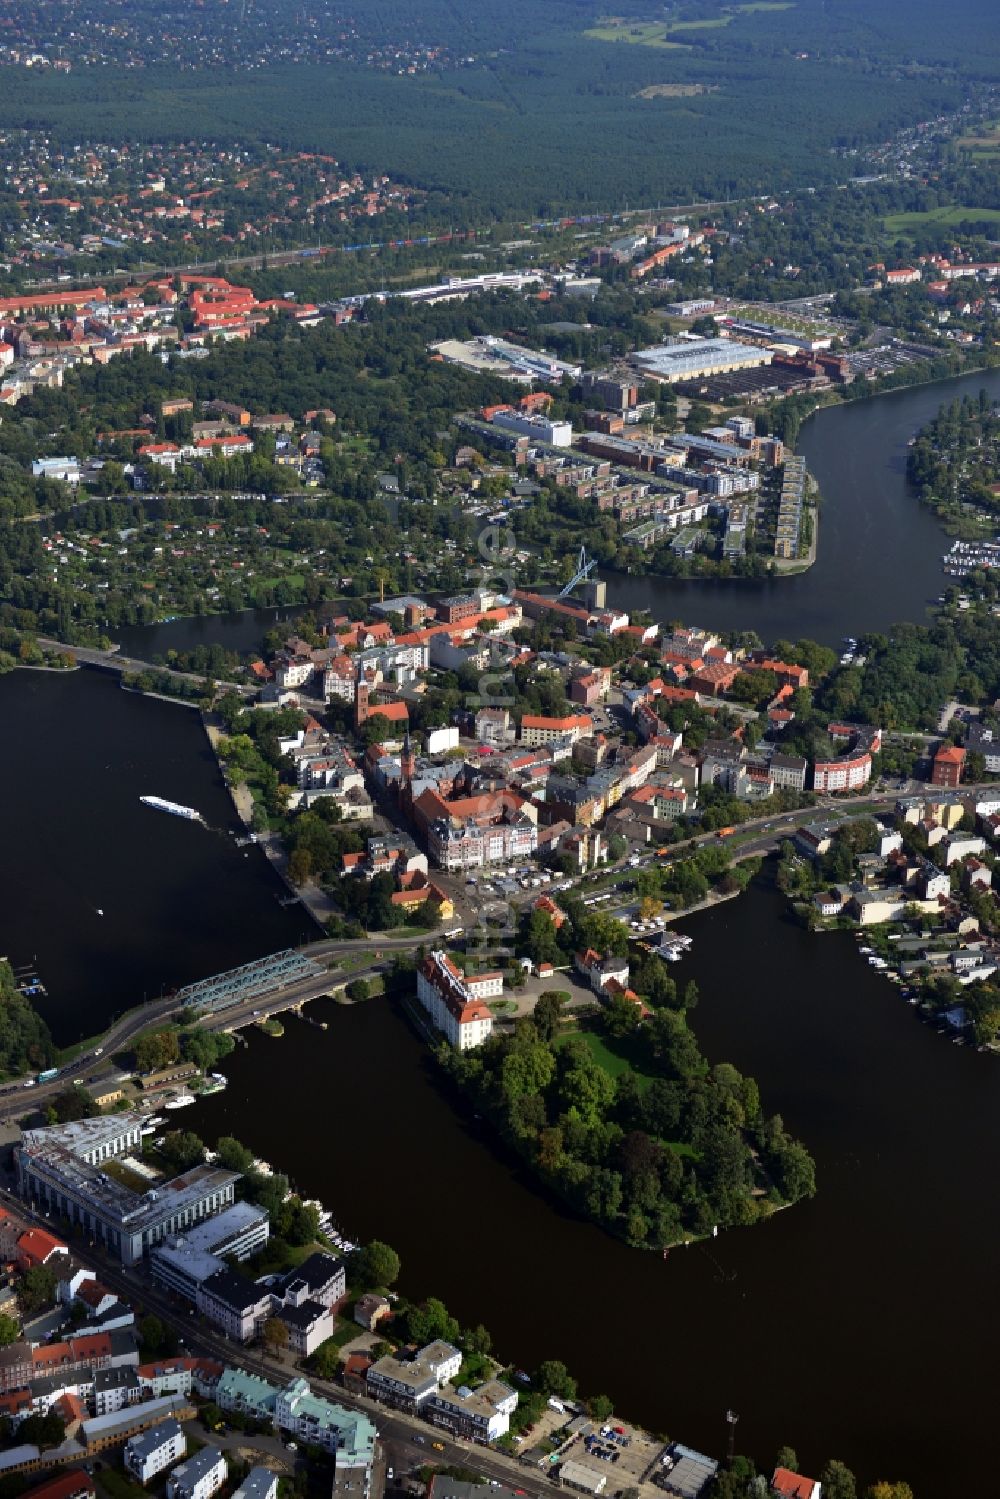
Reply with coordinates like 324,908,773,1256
436,895,815,1252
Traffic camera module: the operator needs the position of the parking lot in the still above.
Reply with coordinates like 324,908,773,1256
557,1419,666,1489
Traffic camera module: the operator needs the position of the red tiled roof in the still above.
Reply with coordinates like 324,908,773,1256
771,1470,817,1499
17,1228,66,1266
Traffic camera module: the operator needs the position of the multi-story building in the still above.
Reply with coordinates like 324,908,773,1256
416,953,499,1050
367,1341,462,1413
196,1269,273,1343
150,1202,270,1303
271,1253,345,1355
427,1379,518,1444
16,1117,240,1267
932,743,966,788
768,753,809,793
232,1470,280,1499
812,753,872,793
520,714,593,747
125,1419,186,1483
274,1377,377,1473
93,1367,142,1416
367,1344,516,1444
166,1449,228,1499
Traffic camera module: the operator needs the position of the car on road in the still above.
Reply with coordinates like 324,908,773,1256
432,1442,445,1452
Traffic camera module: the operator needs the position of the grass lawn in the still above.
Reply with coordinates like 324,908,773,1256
584,22,690,47
246,1237,329,1276
561,1024,652,1083
667,15,732,29
325,1316,363,1349
97,1471,148,1499
884,206,1000,233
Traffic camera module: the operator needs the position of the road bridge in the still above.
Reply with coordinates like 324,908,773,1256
37,638,258,697
0,931,433,1118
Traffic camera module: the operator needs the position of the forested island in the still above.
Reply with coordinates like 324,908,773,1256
436,891,815,1252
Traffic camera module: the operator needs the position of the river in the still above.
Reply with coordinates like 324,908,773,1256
191,874,992,1496
0,669,312,1044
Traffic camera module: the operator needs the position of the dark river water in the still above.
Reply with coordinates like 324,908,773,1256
0,670,312,1043
191,876,993,1496
113,605,310,660
12,370,1000,1493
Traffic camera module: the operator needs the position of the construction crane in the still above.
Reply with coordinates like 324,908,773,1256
557,545,598,600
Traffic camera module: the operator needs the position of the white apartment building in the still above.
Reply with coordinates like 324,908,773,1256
416,953,500,1049
125,1419,187,1483
196,1268,273,1343
233,1469,280,1499
428,1379,518,1443
167,1448,228,1499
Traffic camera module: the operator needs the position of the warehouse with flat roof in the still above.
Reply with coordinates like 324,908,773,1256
630,338,771,384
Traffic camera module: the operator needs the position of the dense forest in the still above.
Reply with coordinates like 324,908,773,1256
0,0,992,219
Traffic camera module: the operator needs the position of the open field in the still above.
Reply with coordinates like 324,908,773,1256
588,2,793,46
884,205,1000,233
633,82,716,98
584,21,690,47
957,120,1000,155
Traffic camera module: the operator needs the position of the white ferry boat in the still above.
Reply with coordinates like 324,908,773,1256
140,795,204,823
164,1093,196,1110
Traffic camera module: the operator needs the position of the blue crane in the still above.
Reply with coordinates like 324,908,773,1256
557,545,598,599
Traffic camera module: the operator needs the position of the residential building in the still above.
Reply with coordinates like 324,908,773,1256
474,708,511,744
813,752,871,793
771,1469,821,1499
93,1367,141,1416
273,1253,345,1311
940,834,986,867
167,1449,227,1499
769,753,809,793
232,1470,280,1499
196,1269,272,1343
367,1341,463,1414
416,952,498,1049
354,1294,391,1331
520,714,593,747
931,743,966,788
966,719,1000,773
20,1473,94,1499
272,1284,335,1358
426,1379,517,1443
274,1377,377,1472
124,1419,186,1483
